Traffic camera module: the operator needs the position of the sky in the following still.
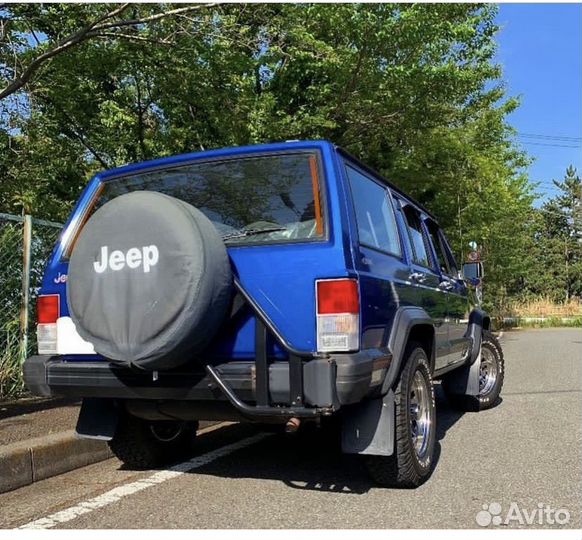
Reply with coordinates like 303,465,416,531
495,3,582,204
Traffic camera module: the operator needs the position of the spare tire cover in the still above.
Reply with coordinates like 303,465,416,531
67,191,232,370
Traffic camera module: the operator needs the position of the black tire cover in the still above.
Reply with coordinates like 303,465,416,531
67,191,232,370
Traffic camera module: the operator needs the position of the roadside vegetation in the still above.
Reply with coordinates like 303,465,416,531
494,296,581,329
0,4,580,397
500,316,582,330
505,297,581,319
0,326,24,398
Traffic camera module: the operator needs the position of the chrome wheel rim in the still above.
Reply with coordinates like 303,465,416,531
149,423,184,443
409,370,432,459
479,347,498,396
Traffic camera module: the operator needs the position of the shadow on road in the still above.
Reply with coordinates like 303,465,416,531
127,388,471,495
434,383,465,441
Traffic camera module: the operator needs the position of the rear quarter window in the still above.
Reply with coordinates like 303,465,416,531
346,166,401,257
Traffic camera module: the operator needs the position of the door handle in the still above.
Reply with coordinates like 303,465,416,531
409,271,426,283
439,279,455,291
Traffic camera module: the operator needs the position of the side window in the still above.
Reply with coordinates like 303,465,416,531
440,233,459,276
346,166,401,257
394,196,415,261
426,221,449,275
402,205,431,267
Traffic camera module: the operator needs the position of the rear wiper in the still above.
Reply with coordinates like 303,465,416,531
222,227,287,241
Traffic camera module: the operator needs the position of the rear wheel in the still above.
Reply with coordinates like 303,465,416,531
365,342,436,488
108,414,198,469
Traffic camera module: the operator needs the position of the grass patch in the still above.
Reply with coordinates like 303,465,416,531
495,296,581,329
500,316,582,330
504,296,581,318
0,324,25,400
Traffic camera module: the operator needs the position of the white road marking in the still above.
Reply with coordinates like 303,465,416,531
19,432,269,530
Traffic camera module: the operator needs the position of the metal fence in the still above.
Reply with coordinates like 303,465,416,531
0,213,63,398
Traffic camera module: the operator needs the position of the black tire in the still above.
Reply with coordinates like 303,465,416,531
108,414,199,469
365,343,436,488
443,330,504,411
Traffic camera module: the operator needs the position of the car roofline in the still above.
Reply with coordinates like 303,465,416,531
95,140,331,182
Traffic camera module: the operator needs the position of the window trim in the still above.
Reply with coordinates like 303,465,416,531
439,229,460,278
425,218,451,276
392,195,416,265
424,218,462,279
400,202,434,270
61,182,104,260
343,161,403,259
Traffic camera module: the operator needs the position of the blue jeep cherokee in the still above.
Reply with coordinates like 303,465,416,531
24,140,504,487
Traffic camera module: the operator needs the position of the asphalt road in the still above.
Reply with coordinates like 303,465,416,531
1,328,580,529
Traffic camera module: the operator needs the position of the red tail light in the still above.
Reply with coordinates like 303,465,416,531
37,295,60,324
317,279,359,314
316,279,359,353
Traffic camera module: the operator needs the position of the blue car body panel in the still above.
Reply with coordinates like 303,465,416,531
40,141,357,359
38,139,469,367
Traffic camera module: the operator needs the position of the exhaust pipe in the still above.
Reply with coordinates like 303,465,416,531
285,417,301,434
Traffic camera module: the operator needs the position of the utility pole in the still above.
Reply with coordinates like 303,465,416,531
20,215,32,361
565,234,569,302
457,192,463,263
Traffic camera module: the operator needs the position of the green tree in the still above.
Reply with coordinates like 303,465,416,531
0,3,536,307
526,166,582,301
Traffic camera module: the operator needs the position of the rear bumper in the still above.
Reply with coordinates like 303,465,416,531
24,351,391,410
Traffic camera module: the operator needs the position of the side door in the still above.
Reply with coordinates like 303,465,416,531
398,202,450,368
425,219,470,366
343,164,410,352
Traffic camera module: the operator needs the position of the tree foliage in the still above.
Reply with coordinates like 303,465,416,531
523,167,582,302
0,3,567,309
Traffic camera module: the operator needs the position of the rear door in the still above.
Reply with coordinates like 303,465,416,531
343,163,410,351
398,202,449,368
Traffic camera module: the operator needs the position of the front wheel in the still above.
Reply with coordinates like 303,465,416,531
365,343,436,488
443,330,504,411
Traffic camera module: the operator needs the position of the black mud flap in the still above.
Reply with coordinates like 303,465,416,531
443,321,484,397
341,390,395,456
76,398,119,441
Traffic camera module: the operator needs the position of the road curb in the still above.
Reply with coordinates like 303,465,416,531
0,430,112,494
0,421,229,495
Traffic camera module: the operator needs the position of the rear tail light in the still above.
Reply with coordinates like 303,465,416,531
316,279,359,352
37,295,59,355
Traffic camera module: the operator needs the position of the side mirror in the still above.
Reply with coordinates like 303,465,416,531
462,261,483,282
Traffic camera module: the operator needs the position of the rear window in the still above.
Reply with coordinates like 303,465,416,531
89,152,325,247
